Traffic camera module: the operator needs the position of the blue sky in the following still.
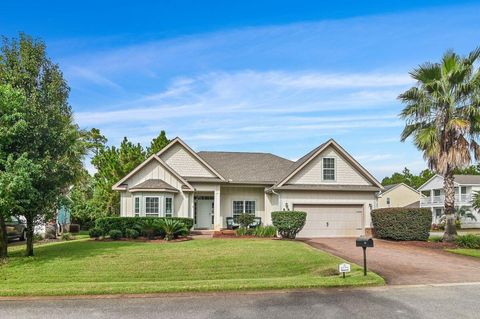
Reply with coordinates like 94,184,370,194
2,1,480,179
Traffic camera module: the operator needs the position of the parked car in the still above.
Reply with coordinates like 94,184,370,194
6,216,26,241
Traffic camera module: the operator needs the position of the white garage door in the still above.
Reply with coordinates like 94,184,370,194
294,204,364,238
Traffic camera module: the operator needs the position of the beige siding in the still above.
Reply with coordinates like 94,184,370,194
277,190,376,228
377,184,420,208
160,143,215,177
121,160,189,217
220,186,266,223
288,146,370,185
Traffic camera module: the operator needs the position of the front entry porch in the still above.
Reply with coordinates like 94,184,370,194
194,195,214,230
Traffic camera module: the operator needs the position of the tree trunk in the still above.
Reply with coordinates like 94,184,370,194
26,217,34,257
0,215,8,261
443,171,457,242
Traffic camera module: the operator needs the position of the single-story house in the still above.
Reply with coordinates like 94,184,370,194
377,183,422,208
112,137,383,237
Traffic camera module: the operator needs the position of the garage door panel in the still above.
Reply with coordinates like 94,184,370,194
294,204,364,238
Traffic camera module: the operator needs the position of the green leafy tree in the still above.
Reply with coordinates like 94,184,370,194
147,130,169,156
0,34,87,256
399,48,480,242
382,167,435,189
91,137,145,216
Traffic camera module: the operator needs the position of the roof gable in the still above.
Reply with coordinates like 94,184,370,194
112,155,194,191
380,183,421,196
157,138,225,180
275,139,383,189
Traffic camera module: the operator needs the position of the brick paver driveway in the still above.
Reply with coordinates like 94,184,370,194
304,238,480,285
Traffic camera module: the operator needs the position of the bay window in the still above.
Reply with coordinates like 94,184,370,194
145,197,160,217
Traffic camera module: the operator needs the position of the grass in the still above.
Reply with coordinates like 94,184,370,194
446,248,480,258
0,239,383,296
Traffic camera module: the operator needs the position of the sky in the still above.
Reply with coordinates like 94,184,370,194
2,0,480,179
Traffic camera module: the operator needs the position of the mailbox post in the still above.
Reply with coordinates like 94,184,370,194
356,237,374,276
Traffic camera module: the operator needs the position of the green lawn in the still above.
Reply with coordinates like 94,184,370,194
447,248,480,258
0,239,383,296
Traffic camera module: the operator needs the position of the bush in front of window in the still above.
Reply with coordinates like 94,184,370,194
236,213,255,229
95,217,194,238
371,208,432,241
271,211,307,239
89,227,103,239
95,217,193,239
108,229,123,240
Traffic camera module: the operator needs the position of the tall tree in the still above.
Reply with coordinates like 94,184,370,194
382,168,435,189
399,48,480,242
91,137,145,216
147,130,170,156
0,34,86,256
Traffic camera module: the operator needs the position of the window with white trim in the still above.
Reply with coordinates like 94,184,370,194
165,197,173,217
322,157,335,181
145,197,160,217
386,197,391,206
134,197,140,217
233,201,244,218
233,200,256,218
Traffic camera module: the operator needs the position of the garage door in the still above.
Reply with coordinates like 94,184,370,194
294,204,364,238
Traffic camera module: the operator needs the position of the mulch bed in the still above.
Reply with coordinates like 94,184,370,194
93,236,193,243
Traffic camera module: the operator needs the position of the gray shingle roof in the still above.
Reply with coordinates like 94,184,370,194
197,151,294,184
130,179,179,192
454,175,480,185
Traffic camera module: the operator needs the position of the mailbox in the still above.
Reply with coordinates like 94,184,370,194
356,237,374,248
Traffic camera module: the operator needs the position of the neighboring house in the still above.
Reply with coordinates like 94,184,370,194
112,137,383,237
418,174,480,228
377,183,422,208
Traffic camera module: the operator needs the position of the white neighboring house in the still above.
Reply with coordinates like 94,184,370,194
418,174,480,228
112,137,383,237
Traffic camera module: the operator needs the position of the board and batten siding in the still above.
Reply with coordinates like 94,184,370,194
219,186,266,222
288,146,370,185
120,159,189,217
159,143,216,178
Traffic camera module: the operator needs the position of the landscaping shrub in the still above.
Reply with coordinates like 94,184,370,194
235,228,254,236
158,219,188,241
271,211,307,239
125,228,140,239
455,234,480,249
236,213,255,229
61,232,74,241
95,217,193,238
89,227,103,239
69,224,80,233
371,208,432,241
253,225,277,238
108,229,123,240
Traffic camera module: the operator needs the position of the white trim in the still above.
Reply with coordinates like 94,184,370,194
232,199,257,217
111,155,194,191
144,196,161,217
275,139,383,189
321,157,336,182
134,196,141,217
156,137,226,181
164,196,174,217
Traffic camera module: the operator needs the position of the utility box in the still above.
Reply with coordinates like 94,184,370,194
356,237,374,248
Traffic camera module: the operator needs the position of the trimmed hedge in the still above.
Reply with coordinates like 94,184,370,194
371,208,432,241
271,211,307,239
95,217,194,237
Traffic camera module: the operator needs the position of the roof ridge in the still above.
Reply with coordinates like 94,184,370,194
197,150,293,161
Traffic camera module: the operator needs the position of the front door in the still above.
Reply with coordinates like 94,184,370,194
195,197,214,229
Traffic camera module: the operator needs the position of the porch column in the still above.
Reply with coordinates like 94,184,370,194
214,187,221,230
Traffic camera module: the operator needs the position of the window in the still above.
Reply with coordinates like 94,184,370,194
434,189,441,196
145,197,160,217
233,201,244,218
233,200,256,218
134,197,140,217
386,197,391,206
165,197,173,217
322,157,335,181
435,208,442,218
245,201,256,214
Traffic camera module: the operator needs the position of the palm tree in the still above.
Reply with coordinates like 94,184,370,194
399,48,480,242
